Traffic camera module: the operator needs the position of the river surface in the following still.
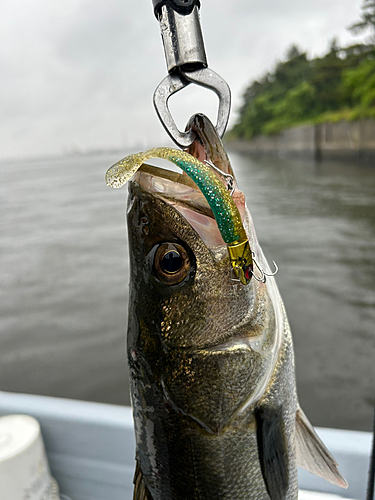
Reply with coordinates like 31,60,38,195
0,151,374,431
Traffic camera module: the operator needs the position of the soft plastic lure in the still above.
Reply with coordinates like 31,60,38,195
106,147,253,285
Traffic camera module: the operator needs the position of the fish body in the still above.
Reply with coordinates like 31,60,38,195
128,185,296,499
108,115,347,499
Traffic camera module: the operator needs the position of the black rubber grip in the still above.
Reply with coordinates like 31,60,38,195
152,0,200,17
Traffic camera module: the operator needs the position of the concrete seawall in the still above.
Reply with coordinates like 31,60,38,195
227,120,375,162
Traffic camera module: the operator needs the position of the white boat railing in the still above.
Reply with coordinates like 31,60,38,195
0,391,371,500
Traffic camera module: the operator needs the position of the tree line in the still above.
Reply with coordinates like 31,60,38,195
228,0,375,140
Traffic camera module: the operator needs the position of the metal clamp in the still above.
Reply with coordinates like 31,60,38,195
153,68,231,148
152,0,231,148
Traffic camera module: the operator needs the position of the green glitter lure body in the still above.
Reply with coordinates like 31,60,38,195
105,147,253,284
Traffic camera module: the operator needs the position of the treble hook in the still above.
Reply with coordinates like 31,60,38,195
248,254,279,283
230,256,278,284
263,259,279,277
249,255,266,283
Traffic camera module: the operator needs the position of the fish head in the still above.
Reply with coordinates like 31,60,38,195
127,163,266,351
127,161,280,432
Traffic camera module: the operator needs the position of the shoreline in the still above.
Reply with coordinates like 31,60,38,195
226,119,375,163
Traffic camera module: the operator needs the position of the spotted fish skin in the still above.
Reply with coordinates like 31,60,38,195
127,179,298,500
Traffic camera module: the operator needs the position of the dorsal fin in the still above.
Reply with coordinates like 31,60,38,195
295,408,348,488
133,460,154,500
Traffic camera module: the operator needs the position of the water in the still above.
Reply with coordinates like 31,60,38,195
0,153,130,406
0,151,374,431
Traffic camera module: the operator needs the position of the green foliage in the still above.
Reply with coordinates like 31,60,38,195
341,59,375,108
313,106,375,123
228,3,375,140
263,82,317,134
231,91,275,139
233,47,315,139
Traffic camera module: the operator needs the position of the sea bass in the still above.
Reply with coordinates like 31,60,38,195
106,114,347,500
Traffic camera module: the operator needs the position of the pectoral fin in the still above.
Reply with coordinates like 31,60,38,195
133,461,154,500
295,408,348,488
255,405,289,500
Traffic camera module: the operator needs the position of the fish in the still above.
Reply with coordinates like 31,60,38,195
106,114,348,499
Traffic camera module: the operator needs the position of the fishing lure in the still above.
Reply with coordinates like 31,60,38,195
106,147,254,285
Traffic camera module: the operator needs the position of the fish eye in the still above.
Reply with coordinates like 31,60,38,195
154,243,191,285
161,250,183,273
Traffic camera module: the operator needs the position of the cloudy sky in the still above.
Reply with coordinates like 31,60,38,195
1,0,365,159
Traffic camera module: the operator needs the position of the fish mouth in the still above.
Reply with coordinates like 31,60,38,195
133,162,227,247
